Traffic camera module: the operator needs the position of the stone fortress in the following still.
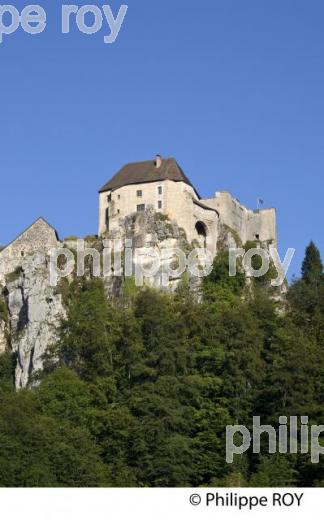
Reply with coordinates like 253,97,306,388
99,154,277,253
0,154,277,285
0,154,278,388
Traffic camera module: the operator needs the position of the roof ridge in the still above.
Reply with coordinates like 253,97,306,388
0,217,59,253
123,157,174,167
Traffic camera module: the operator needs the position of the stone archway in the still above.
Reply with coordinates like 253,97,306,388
195,221,208,248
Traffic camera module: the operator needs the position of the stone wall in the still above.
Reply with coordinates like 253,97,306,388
99,182,276,255
99,180,171,236
99,180,219,251
163,181,218,249
0,218,59,284
203,192,277,246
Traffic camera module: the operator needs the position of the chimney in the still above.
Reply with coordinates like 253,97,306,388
155,154,162,168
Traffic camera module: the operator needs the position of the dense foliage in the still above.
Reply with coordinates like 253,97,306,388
0,242,324,487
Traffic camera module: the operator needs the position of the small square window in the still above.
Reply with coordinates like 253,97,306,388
158,186,163,195
137,190,143,197
137,204,145,213
158,201,162,210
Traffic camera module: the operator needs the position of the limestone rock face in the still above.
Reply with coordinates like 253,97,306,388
5,252,65,389
106,208,198,294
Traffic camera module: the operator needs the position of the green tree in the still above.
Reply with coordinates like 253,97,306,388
302,241,323,286
203,251,245,304
55,278,117,384
250,455,297,487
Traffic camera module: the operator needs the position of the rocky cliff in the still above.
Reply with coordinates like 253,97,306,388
3,253,64,389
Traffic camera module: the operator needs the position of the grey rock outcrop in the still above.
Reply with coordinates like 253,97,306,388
5,252,65,389
105,208,199,294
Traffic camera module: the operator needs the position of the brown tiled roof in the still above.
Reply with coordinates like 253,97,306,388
99,158,200,198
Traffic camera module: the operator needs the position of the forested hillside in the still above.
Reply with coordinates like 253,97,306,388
0,243,323,487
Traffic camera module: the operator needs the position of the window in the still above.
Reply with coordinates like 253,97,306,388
118,194,121,200
137,190,143,197
137,204,145,213
107,194,112,202
117,209,120,214
158,201,162,210
158,186,163,195
105,208,110,230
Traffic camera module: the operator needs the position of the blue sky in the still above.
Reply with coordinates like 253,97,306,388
1,0,324,278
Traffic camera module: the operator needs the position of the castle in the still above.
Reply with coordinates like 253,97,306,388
98,155,277,253
0,154,277,284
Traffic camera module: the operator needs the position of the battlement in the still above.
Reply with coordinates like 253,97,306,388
202,191,277,246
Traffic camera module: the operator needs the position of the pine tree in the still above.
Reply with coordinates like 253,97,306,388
302,241,323,286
